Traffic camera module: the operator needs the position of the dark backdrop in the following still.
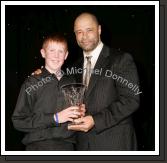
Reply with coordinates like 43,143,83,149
5,5,155,151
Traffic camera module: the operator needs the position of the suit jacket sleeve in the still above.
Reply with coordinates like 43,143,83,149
92,53,140,133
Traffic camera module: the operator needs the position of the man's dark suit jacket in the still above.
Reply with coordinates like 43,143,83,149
72,45,140,151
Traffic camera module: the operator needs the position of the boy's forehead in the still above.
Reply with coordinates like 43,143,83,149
46,40,65,45
44,40,67,48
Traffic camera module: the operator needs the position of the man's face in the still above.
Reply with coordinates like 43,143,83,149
74,15,101,52
41,41,68,71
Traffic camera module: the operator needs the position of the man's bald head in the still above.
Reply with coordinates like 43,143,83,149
74,12,99,29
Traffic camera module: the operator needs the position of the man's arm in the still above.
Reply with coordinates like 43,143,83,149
93,53,140,133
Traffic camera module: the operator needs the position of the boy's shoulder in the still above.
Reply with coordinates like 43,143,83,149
23,70,50,86
22,75,40,87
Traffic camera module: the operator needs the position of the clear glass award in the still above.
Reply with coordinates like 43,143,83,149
61,83,86,125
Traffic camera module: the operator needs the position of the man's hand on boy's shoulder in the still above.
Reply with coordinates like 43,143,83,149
31,66,43,76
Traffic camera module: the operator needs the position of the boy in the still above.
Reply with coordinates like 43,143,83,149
12,33,84,151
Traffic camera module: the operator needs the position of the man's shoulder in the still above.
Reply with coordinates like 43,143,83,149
105,46,134,64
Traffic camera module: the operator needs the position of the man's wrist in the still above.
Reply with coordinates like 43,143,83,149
89,115,95,126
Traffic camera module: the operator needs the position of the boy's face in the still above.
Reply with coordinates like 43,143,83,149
41,41,68,72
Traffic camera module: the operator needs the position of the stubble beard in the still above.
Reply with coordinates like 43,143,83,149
78,38,100,52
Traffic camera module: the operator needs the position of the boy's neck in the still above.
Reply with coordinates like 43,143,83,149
45,66,62,80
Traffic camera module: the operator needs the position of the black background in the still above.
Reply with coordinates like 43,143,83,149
5,5,155,151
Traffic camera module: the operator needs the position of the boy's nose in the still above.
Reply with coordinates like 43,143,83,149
53,52,59,58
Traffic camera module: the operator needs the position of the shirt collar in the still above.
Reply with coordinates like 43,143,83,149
42,67,64,79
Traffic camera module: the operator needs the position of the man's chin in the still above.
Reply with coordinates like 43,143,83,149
81,45,96,52
82,47,93,52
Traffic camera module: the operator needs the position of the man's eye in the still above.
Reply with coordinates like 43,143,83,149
77,31,82,34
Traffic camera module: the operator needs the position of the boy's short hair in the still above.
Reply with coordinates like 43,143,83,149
42,33,68,50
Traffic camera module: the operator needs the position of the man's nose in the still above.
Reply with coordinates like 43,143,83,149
82,32,88,39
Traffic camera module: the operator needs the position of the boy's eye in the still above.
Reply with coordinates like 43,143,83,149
58,50,64,53
49,49,55,52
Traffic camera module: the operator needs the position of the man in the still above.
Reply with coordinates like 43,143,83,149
68,12,140,151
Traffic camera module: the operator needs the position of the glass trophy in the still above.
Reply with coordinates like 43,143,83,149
61,83,86,125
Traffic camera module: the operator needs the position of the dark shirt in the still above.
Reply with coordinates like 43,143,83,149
12,68,76,145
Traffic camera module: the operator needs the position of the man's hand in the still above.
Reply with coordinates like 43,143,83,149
31,67,43,75
68,115,95,132
80,104,86,117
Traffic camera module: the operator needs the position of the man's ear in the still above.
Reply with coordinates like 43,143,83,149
98,25,101,35
64,51,69,60
40,49,45,58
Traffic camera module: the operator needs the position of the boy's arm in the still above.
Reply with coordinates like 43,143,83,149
12,81,56,133
12,80,83,133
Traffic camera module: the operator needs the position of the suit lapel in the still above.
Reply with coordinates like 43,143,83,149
85,45,112,98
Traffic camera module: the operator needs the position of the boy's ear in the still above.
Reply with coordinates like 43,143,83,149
65,51,69,60
40,49,45,58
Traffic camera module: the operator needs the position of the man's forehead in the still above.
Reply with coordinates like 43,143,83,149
74,17,97,30
75,14,95,23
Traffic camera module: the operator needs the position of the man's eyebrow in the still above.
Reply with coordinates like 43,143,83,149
74,29,82,33
75,27,94,31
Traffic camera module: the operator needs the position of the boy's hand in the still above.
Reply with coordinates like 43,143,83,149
57,106,82,123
